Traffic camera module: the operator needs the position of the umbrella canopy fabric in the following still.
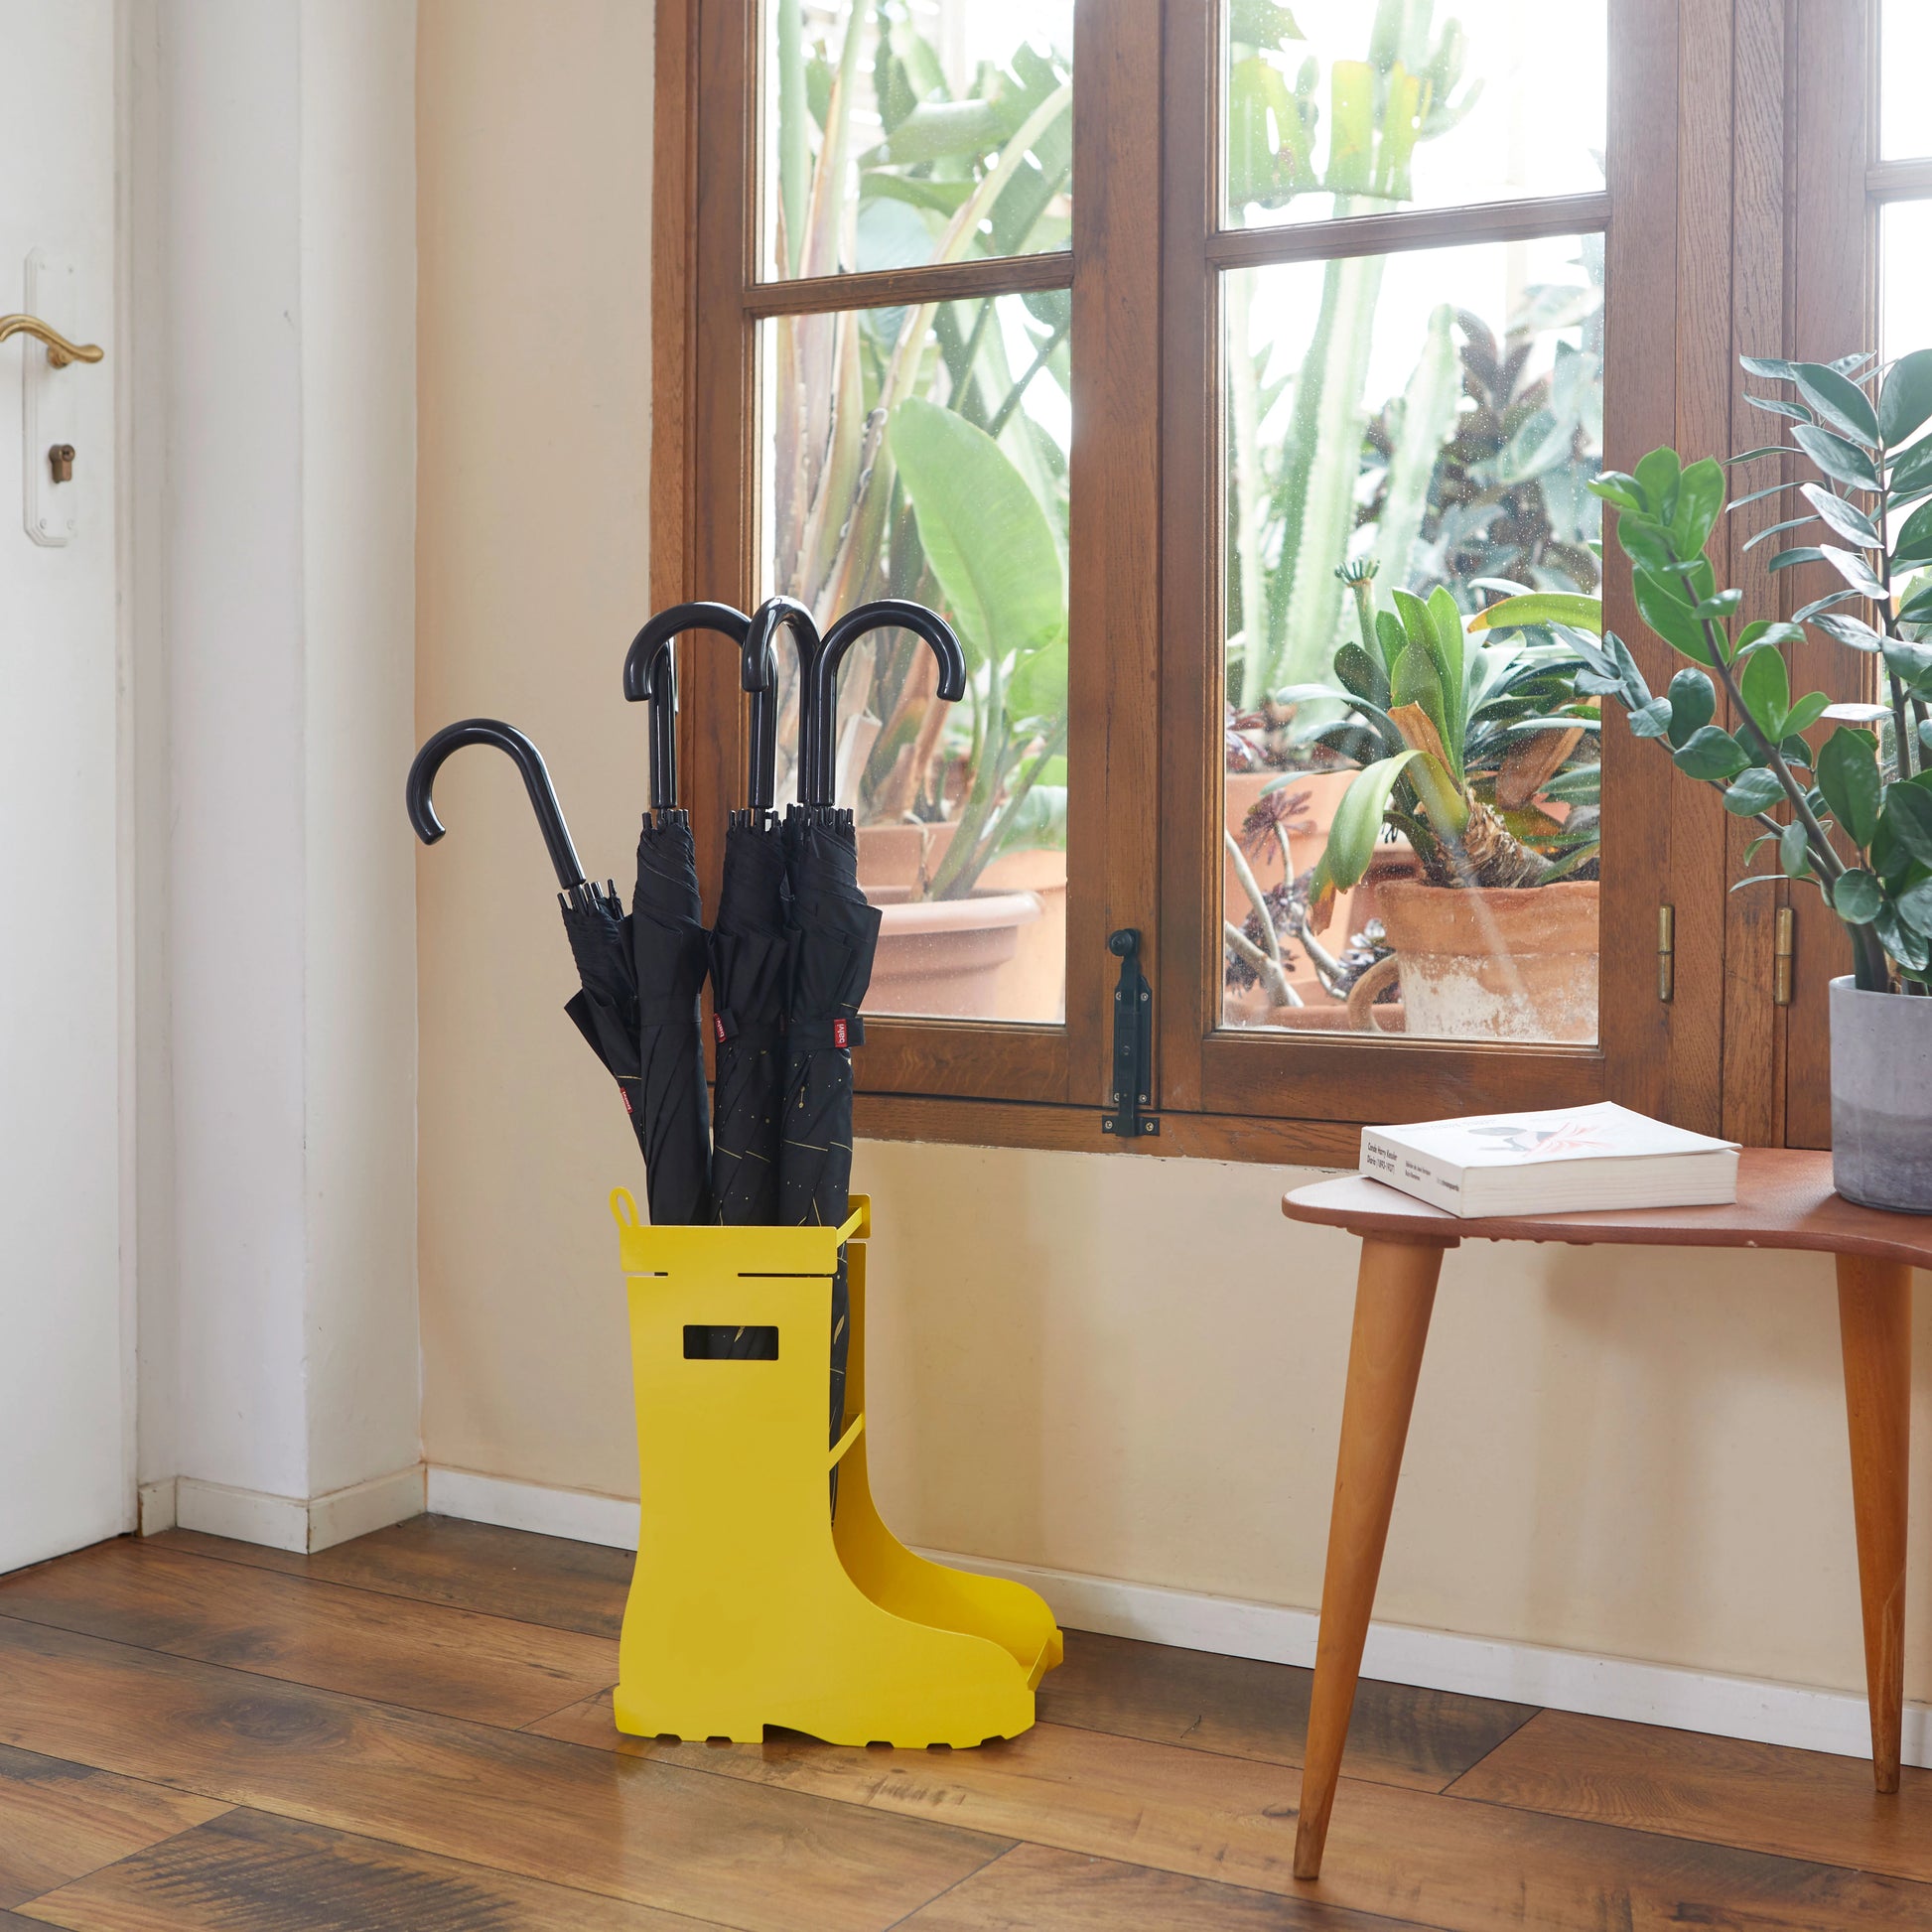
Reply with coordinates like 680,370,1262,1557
778,803,880,1456
630,808,713,1229
561,882,651,1164
708,811,790,1227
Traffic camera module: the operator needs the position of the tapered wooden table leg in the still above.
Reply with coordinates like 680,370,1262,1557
1836,1252,1912,1795
1294,1233,1449,1881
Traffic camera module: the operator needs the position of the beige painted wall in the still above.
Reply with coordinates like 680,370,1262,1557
415,9,1932,1704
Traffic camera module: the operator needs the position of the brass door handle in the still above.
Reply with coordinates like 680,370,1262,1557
0,314,104,368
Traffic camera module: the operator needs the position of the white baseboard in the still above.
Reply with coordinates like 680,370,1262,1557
137,1477,178,1537
172,1463,425,1555
425,1463,1929,1769
426,1465,639,1547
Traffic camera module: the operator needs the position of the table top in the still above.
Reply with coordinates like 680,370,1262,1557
1283,1149,1932,1266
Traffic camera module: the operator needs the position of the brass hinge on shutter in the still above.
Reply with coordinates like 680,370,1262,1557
1657,905,1674,1003
1773,904,1795,1007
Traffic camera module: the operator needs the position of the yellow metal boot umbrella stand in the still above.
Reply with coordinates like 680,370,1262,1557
610,1190,1062,1746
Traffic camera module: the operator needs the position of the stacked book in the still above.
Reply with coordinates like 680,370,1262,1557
1358,1101,1739,1218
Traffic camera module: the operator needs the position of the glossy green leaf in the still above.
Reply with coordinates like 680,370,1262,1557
1673,726,1749,781
1465,593,1605,633
1738,644,1790,740
1740,354,1801,381
1793,362,1880,446
1882,781,1932,867
1887,437,1932,498
1822,546,1889,599
1313,751,1423,894
1898,580,1932,624
1691,589,1743,621
1742,512,1821,553
1735,621,1807,652
1589,474,1644,512
1801,483,1881,548
1884,640,1932,696
1390,640,1449,756
1895,875,1932,940
1626,696,1673,739
1670,458,1725,556
1808,612,1886,652
1426,584,1466,746
1785,691,1832,735
1890,496,1932,570
1817,726,1883,848
1635,447,1683,523
1833,869,1885,922
1633,566,1715,663
1879,348,1932,445
1724,767,1785,815
1767,546,1831,574
1780,819,1812,879
1665,667,1716,747
1792,423,1880,489
891,398,1065,668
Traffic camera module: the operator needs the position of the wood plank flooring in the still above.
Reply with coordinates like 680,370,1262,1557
0,1519,1915,1930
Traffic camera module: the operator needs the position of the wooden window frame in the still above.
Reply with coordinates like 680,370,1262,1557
651,0,1877,1162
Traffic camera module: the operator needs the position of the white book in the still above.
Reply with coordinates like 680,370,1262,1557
1359,1101,1739,1218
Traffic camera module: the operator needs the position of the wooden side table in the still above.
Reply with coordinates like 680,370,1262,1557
1282,1149,1927,1880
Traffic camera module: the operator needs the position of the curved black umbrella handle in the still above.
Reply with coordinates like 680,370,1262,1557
811,600,968,809
622,601,753,812
742,596,823,810
407,718,588,892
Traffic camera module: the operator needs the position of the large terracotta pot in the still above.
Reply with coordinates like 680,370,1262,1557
1359,880,1599,1043
866,885,1042,1019
855,824,1059,1019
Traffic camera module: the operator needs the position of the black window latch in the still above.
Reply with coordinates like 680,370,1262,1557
1101,928,1159,1138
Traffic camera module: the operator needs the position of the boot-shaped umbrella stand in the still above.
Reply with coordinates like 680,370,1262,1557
607,1188,1061,1748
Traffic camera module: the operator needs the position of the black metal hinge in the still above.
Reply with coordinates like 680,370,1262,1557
1101,927,1159,1138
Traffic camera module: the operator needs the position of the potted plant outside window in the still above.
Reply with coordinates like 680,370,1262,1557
767,6,1072,1018
1266,563,1602,1040
1476,348,1932,1211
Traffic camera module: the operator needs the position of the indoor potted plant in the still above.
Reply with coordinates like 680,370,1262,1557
1266,562,1602,1040
1476,349,1932,1211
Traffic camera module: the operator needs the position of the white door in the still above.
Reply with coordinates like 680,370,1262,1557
0,0,126,1570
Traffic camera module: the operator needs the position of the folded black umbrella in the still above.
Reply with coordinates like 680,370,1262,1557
778,601,967,1474
618,602,777,1234
405,719,648,1152
778,800,878,1456
629,809,712,1227
710,599,819,1235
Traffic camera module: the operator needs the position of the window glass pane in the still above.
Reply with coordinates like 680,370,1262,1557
759,1,1072,281
1221,234,1604,1044
1881,2,1932,159
1224,0,1606,229
758,293,1071,1022
1882,201,1932,355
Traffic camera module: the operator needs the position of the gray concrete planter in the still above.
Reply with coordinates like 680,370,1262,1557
1831,976,1932,1213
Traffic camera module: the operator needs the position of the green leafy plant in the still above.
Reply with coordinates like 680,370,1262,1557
1474,349,1932,994
769,1,1071,899
1227,0,1480,709
1278,562,1599,936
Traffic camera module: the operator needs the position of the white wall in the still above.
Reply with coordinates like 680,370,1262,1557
142,0,421,1547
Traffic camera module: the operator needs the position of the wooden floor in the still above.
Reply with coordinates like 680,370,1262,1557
0,1520,1924,1929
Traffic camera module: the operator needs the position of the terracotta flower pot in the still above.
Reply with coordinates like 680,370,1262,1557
1362,880,1599,1043
866,885,1043,1019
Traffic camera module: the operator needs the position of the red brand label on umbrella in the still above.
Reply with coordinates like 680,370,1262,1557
620,1087,632,1113
714,1015,727,1043
832,1019,850,1049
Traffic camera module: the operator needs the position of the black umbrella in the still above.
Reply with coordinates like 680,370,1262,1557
782,601,967,1469
708,598,820,1237
619,604,769,1233
405,720,648,1158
